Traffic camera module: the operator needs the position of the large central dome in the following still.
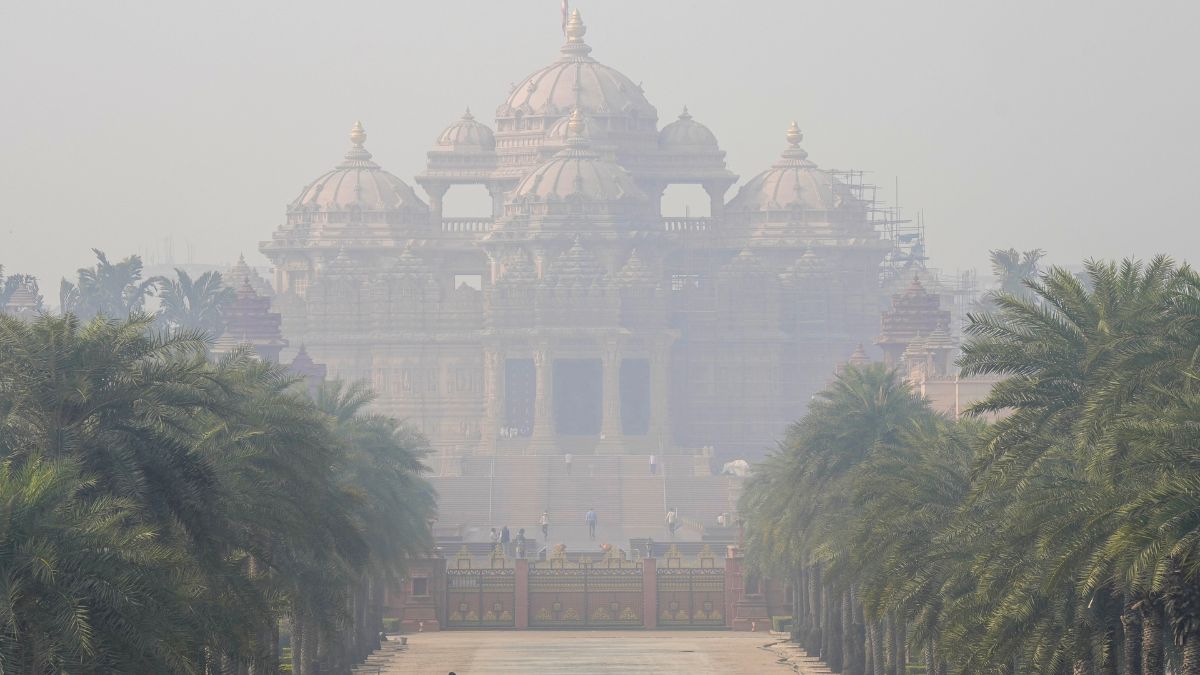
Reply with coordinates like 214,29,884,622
497,10,657,120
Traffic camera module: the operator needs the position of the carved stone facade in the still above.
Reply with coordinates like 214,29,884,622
260,11,890,461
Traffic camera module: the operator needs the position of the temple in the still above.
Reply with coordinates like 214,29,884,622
259,11,890,474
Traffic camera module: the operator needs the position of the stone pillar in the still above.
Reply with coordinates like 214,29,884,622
529,343,555,452
704,182,727,219
482,348,504,454
514,558,530,629
648,336,672,451
425,182,449,228
642,556,658,629
597,337,624,453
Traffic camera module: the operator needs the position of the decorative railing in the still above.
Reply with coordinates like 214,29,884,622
440,217,493,233
661,217,713,232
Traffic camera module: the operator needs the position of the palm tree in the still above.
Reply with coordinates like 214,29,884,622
988,247,1045,299
157,268,235,338
59,249,162,318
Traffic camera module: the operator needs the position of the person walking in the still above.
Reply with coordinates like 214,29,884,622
489,527,499,551
540,510,550,541
515,528,527,558
564,452,573,476
649,453,657,475
500,525,511,557
585,507,597,541
666,507,678,539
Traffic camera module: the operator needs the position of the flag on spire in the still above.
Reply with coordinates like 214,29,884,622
561,0,569,34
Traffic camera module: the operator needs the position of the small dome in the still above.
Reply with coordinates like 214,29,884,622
658,108,718,150
498,11,657,121
510,111,646,204
726,122,840,213
545,112,603,146
290,122,428,217
436,109,495,152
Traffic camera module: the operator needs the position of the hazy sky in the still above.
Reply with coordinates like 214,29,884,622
2,0,1197,291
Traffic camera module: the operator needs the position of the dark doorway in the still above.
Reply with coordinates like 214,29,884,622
553,359,602,435
505,359,535,437
620,358,651,435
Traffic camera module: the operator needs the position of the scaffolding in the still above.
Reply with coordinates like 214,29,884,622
828,169,925,286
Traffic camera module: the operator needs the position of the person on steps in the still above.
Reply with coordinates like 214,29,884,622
540,510,550,541
666,507,679,539
585,507,597,541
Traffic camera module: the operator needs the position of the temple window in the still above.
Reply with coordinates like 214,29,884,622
453,273,483,291
661,184,711,217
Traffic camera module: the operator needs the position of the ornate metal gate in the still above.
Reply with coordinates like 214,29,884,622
528,550,643,628
444,548,516,628
656,545,726,628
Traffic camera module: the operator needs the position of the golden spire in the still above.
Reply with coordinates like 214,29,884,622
350,120,367,148
567,108,584,137
786,121,803,147
565,8,586,42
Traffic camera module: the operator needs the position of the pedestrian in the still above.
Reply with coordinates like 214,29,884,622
500,525,511,557
515,528,527,558
540,510,549,541
585,507,597,540
666,507,678,539
489,527,499,551
565,452,573,476
645,536,655,559
649,453,657,475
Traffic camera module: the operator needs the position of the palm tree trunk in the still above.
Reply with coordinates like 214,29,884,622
1181,635,1200,675
827,588,844,673
793,568,806,643
1122,597,1142,675
1141,599,1165,675
809,566,823,653
842,591,856,675
869,621,885,675
884,614,896,675
292,615,304,675
893,614,906,674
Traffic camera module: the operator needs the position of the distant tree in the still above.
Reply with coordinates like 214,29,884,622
156,268,234,338
0,265,42,311
59,249,162,319
988,247,1045,298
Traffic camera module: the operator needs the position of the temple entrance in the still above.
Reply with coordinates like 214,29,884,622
620,358,650,435
554,359,602,435
505,359,535,437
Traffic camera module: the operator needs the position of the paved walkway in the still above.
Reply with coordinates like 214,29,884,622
380,630,794,674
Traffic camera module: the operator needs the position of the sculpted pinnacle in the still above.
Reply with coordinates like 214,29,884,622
350,120,366,147
786,121,803,147
561,9,591,57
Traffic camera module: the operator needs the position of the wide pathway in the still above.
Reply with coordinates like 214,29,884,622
382,630,793,674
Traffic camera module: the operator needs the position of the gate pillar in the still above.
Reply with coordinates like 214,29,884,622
515,558,530,629
642,557,657,629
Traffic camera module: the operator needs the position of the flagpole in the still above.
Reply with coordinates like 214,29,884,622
561,0,569,34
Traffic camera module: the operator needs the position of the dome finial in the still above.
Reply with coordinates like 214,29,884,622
350,120,367,148
340,121,375,165
679,106,692,120
463,107,474,120
561,8,592,57
786,121,803,148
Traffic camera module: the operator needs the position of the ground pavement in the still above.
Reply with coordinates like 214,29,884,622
379,630,796,674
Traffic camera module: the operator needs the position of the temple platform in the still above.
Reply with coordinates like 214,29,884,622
428,454,742,553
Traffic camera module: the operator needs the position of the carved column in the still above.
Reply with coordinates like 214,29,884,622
704,182,727,220
482,347,504,454
648,335,672,451
597,337,623,453
529,343,555,452
425,182,449,229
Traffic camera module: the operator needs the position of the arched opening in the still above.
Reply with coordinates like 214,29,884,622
660,183,711,218
441,184,495,219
